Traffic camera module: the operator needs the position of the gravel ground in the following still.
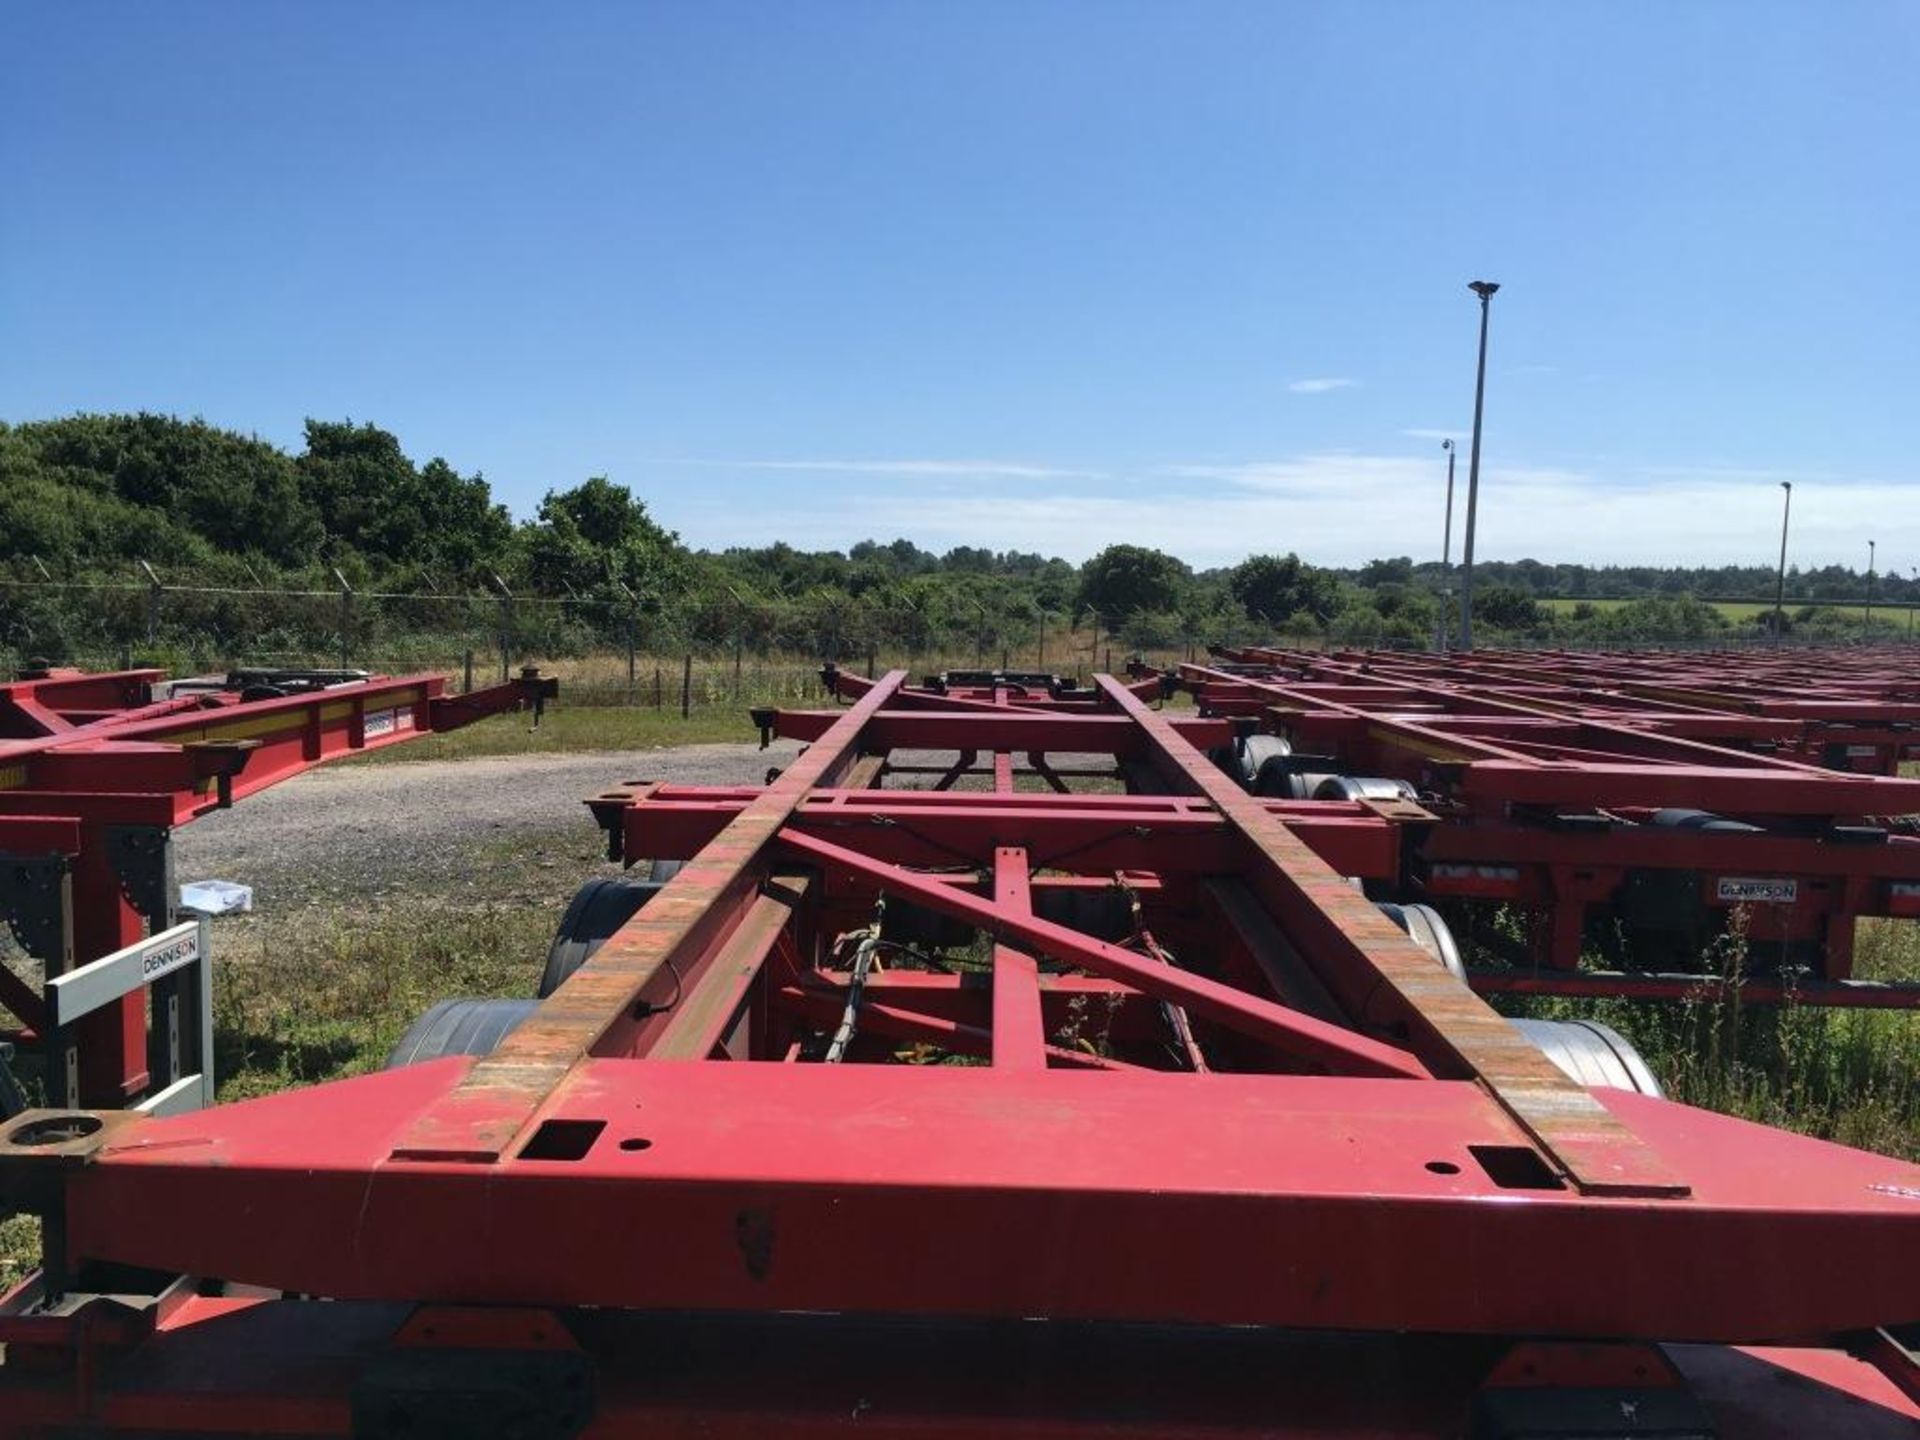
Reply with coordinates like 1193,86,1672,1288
173,740,802,914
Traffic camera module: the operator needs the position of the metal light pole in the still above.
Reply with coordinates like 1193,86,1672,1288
1865,540,1876,630
1459,282,1499,649
1438,438,1457,652
1772,482,1792,644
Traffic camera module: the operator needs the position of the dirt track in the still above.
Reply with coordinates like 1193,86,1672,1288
172,741,801,913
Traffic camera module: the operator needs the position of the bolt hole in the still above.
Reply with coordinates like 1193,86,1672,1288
621,1137,653,1151
1425,1160,1461,1175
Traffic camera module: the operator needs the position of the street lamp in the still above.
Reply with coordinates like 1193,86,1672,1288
1865,540,1876,630
1438,438,1457,652
1459,281,1500,649
1773,482,1792,643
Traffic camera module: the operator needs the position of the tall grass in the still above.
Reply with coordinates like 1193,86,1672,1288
1494,914,1920,1160
211,903,556,1099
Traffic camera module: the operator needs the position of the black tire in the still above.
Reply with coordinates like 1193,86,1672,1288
1254,759,1339,800
1510,1017,1664,1097
539,875,666,998
1376,902,1466,981
385,998,539,1069
1237,734,1293,788
1313,775,1418,803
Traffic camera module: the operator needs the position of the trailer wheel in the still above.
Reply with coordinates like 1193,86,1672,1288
1376,902,1466,981
647,858,686,883
1253,759,1337,799
539,875,668,997
1510,1017,1664,1097
1236,734,1292,789
1313,776,1418,802
385,997,539,1068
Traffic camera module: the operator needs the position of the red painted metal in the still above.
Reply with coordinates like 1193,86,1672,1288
0,664,556,1104
0,662,1915,1435
1165,645,1920,1004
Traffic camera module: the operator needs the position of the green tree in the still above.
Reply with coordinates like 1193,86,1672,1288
12,412,321,567
1076,544,1190,623
1228,553,1341,626
520,476,685,606
296,420,509,575
1474,585,1543,632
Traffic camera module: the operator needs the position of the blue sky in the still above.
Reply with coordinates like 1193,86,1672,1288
4,3,1916,571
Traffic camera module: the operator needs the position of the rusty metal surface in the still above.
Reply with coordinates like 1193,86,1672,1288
389,671,909,1163
1097,676,1688,1198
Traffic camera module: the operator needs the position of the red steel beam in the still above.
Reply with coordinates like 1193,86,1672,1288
776,826,1427,1080
1096,675,1688,1198
387,670,912,1164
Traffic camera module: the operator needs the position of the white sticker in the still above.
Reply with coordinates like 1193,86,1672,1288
139,927,202,982
363,708,413,738
1716,877,1798,905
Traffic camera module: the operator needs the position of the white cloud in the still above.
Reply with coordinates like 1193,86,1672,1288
1286,377,1357,394
652,452,1914,571
640,457,1104,481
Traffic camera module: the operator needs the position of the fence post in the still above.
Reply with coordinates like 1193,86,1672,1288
487,572,513,682
680,653,692,719
331,567,352,671
462,648,474,693
653,665,663,709
866,645,876,680
138,561,163,648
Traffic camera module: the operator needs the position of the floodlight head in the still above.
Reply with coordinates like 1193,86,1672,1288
1441,438,1454,452
1468,280,1500,299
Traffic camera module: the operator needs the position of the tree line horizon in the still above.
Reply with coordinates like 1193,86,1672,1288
2,412,1910,662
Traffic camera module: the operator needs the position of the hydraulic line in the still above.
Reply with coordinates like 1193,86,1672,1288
1117,874,1209,1072
823,896,887,1063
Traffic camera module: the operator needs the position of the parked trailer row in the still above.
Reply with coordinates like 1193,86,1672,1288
0,664,1911,1435
1160,644,1920,1006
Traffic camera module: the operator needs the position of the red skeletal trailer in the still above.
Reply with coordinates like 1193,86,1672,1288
0,663,556,1109
1158,645,1920,1006
0,665,1915,1436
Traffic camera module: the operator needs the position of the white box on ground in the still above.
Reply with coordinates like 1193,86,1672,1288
180,880,253,915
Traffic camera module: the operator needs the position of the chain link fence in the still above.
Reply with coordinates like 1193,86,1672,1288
5,571,1909,717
